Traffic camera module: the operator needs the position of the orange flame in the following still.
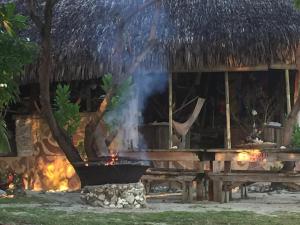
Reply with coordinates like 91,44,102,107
32,157,80,191
105,154,119,166
237,149,267,162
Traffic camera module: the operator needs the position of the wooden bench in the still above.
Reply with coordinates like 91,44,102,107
208,171,300,203
141,168,199,203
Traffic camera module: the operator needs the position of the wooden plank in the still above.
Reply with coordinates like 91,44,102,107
285,69,292,114
172,64,296,73
173,65,269,73
209,172,300,183
225,72,232,149
214,152,300,162
141,175,196,182
169,72,173,149
224,72,232,174
213,180,223,203
204,148,300,153
270,64,297,70
119,151,199,161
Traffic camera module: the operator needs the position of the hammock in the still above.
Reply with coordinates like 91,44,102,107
172,97,205,137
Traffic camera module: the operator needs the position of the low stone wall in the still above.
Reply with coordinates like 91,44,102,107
81,183,146,208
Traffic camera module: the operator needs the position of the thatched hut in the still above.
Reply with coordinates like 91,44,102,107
20,0,300,83
2,0,300,191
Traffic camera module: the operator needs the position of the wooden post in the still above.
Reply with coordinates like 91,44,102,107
224,72,231,201
169,73,173,149
225,72,231,149
285,69,292,114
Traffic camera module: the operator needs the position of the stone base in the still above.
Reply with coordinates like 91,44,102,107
80,182,146,208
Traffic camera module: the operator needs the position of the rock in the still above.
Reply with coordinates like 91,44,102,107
109,204,115,208
110,195,118,204
0,189,6,197
93,200,103,207
80,182,146,208
98,194,105,201
135,204,141,209
126,194,135,204
116,204,123,209
104,200,109,205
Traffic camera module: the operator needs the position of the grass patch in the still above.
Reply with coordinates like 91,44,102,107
0,207,299,225
0,195,52,204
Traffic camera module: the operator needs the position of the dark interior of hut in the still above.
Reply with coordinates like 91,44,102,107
140,70,295,150
1,69,296,157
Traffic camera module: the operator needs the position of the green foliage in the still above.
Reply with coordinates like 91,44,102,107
0,3,36,110
0,33,36,109
101,74,133,131
54,84,81,136
0,3,27,36
100,73,113,93
292,125,300,148
0,118,11,153
0,3,36,153
295,0,300,9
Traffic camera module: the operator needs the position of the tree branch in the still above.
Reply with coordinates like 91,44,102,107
121,0,160,29
127,1,161,74
26,0,44,30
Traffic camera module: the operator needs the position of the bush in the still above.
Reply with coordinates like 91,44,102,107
291,125,300,148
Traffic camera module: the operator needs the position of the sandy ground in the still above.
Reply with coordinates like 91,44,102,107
1,190,300,215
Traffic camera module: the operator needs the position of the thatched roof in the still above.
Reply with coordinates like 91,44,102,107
6,0,300,82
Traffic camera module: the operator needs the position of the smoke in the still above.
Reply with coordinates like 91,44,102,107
106,72,168,151
98,0,172,152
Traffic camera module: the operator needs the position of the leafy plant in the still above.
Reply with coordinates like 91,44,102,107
291,125,300,148
101,74,133,131
100,73,113,93
0,118,11,153
0,3,36,153
0,3,27,35
295,0,300,9
54,84,81,136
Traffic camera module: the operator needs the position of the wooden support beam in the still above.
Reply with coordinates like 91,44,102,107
208,172,300,183
225,72,231,149
169,73,173,149
215,152,300,162
119,151,199,161
172,64,296,73
285,69,292,114
224,72,232,173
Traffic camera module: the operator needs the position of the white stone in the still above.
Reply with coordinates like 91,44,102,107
98,194,105,201
104,200,109,205
80,183,146,208
126,194,135,204
135,204,141,209
0,189,6,197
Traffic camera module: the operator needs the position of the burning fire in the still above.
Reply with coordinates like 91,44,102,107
105,153,119,166
237,149,268,162
32,156,80,191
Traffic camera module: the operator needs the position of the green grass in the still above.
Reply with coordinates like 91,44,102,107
0,195,52,204
0,207,299,225
0,196,299,225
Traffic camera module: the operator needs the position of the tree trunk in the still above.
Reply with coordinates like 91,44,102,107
84,91,113,160
37,2,82,164
281,47,300,172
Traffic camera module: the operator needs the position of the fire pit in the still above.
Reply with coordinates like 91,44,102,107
74,156,151,187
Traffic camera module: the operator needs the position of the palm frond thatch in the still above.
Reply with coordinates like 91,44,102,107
6,0,300,83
